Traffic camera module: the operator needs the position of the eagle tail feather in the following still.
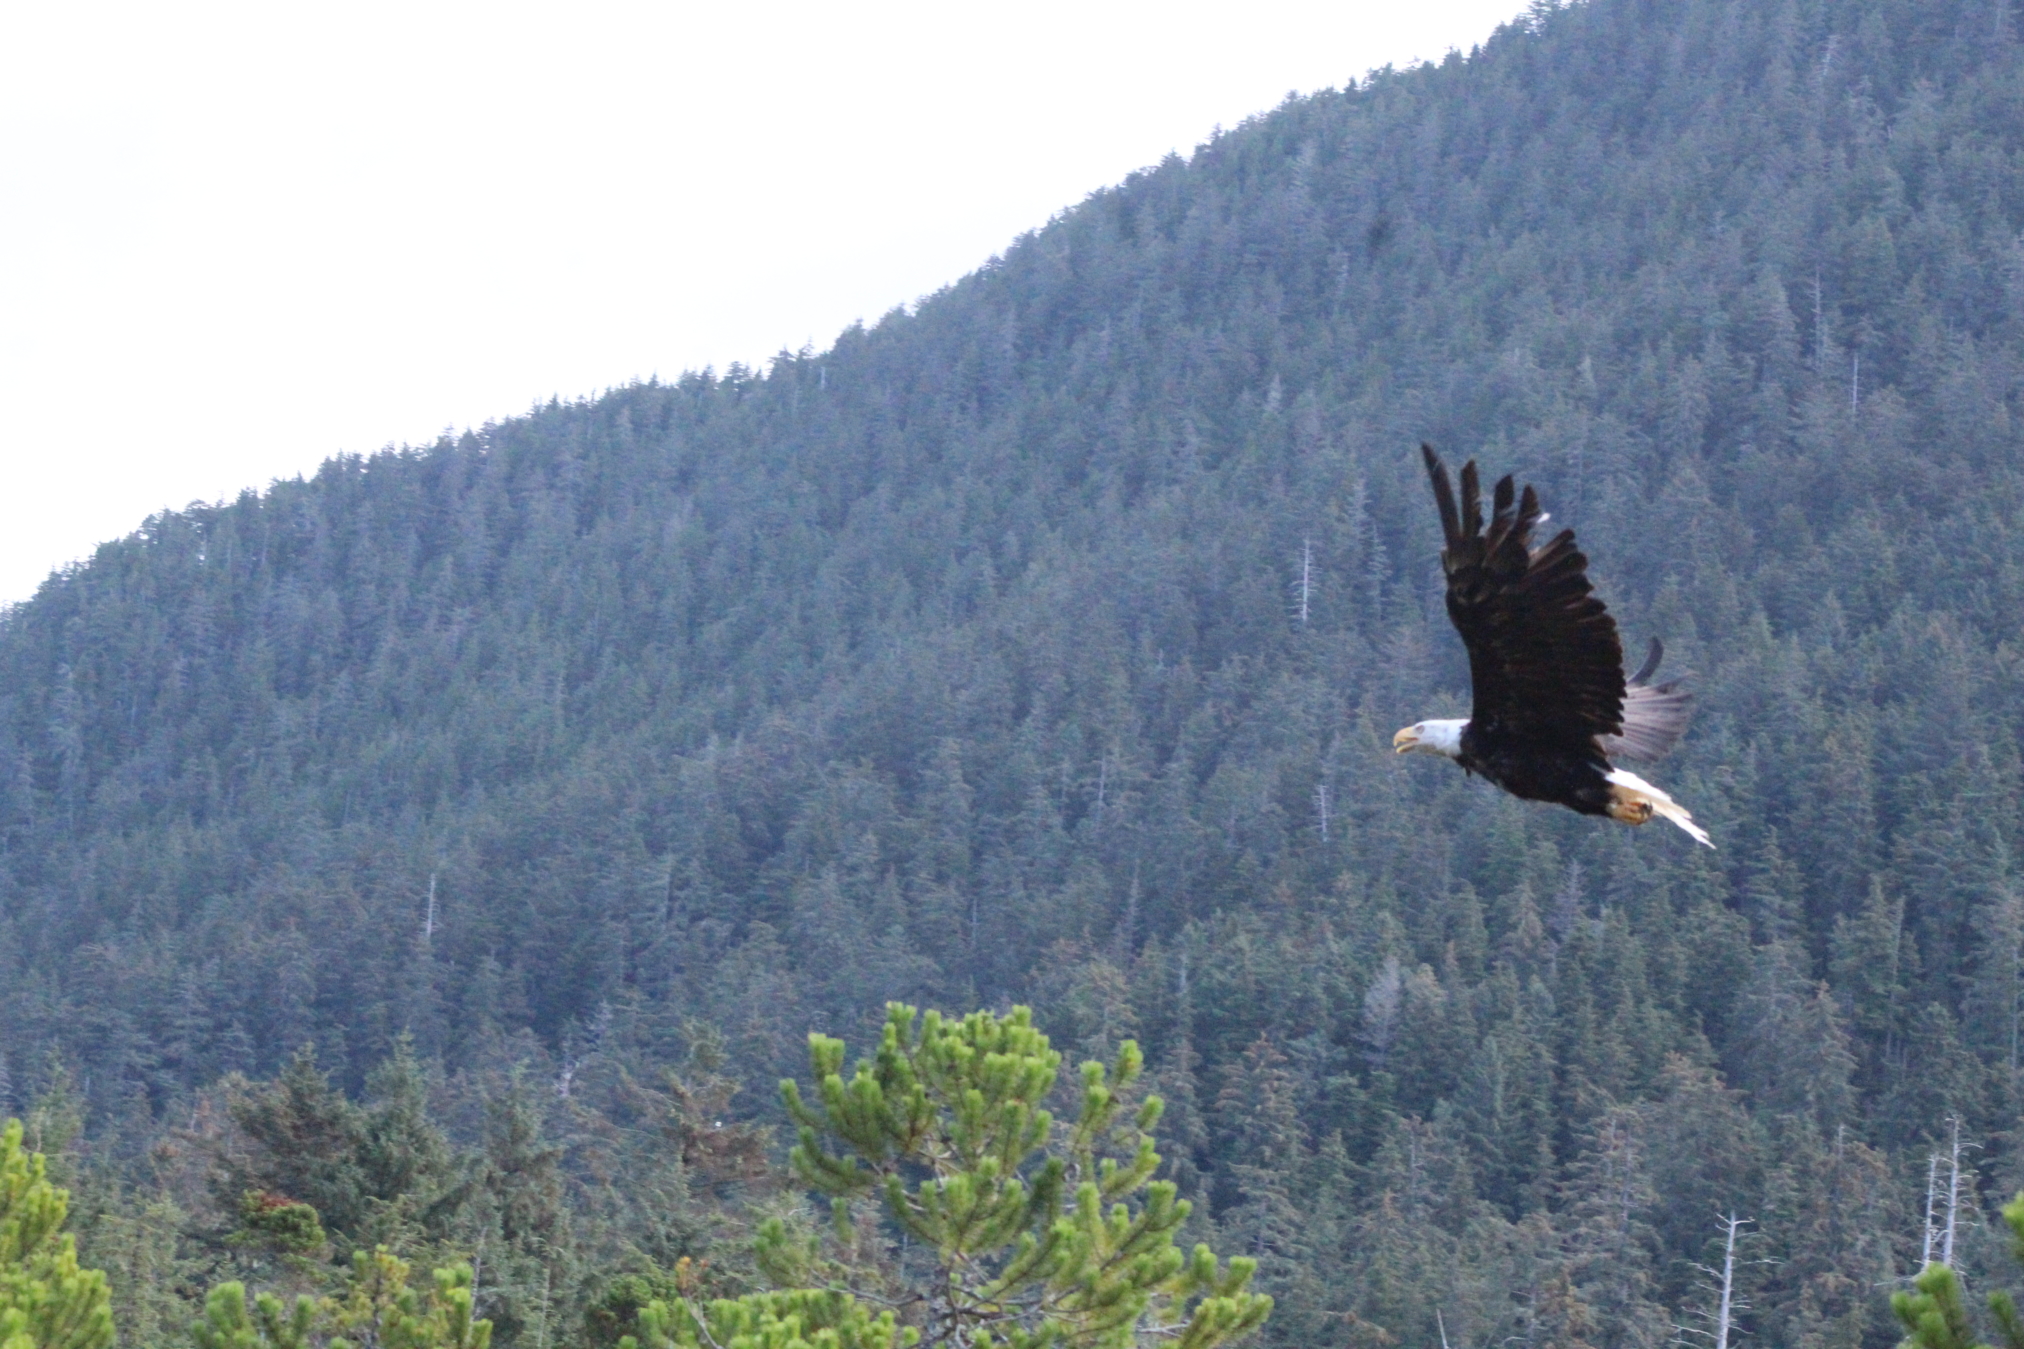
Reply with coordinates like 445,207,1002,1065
1605,768,1713,847
1629,637,1663,687
1600,681,1693,761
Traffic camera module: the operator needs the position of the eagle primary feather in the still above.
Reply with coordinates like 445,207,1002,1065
1396,445,1710,845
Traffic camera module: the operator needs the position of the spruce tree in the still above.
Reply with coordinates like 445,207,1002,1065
353,1039,458,1247
220,1046,369,1243
1209,1034,1309,1288
465,1077,572,1349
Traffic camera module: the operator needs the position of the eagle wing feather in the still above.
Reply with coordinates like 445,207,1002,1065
1422,444,1625,760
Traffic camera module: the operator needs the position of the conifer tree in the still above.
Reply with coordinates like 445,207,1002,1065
1209,1035,1308,1287
620,1288,910,1349
1557,1106,1666,1349
465,1078,572,1349
356,1039,455,1225
748,1003,1271,1348
1890,1194,2024,1349
221,1046,369,1242
0,1119,113,1349
194,1249,492,1349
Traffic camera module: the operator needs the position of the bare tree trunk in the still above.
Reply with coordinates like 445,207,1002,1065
1295,538,1312,626
1681,1213,1752,1349
1714,1214,1744,1349
1813,267,1827,375
1923,1151,1940,1267
1943,1117,1963,1267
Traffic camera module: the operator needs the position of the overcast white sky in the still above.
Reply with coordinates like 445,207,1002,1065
0,0,1524,604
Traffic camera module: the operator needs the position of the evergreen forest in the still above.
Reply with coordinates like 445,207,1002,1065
5,0,2024,1343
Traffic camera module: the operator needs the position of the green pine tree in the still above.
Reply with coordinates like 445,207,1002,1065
1891,1194,2024,1349
194,1249,492,1349
621,1288,910,1349
0,1119,113,1349
739,1003,1271,1349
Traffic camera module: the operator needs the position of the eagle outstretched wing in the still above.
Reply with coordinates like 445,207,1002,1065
1422,444,1624,759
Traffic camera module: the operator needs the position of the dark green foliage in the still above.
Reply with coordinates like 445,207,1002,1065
582,1273,682,1349
2,0,2024,1344
219,1048,369,1242
234,1193,327,1259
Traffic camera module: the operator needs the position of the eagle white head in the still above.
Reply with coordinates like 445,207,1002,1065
1393,718,1467,759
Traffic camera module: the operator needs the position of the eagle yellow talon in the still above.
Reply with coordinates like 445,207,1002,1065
1608,794,1655,826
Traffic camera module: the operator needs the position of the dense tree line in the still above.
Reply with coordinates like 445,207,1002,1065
6,1006,1269,1349
3,0,2024,1343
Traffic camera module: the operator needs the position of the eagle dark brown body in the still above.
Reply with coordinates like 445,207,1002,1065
1457,734,1618,816
1394,445,1710,846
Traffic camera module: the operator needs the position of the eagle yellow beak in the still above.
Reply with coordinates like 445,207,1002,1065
1393,726,1418,754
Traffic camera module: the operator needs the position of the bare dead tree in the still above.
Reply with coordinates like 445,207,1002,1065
1945,1118,1964,1266
1677,1214,1759,1349
1293,537,1313,626
1942,1115,1979,1267
1712,1214,1747,1349
1923,1151,1941,1268
1813,268,1827,376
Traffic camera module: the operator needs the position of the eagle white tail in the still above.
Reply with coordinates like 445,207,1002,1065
1604,768,1713,848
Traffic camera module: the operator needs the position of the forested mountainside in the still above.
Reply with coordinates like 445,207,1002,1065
4,0,2024,1343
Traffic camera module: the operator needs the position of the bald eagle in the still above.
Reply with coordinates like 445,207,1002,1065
1394,445,1711,847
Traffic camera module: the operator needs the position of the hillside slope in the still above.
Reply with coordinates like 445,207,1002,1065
4,0,2024,1341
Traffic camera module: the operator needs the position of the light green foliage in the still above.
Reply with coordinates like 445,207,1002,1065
776,1004,1269,1349
327,1249,492,1349
0,1120,113,1349
620,1288,912,1349
1995,1196,2024,1349
192,1249,490,1349
194,1284,318,1349
1896,1263,1982,1349
1892,1197,2024,1349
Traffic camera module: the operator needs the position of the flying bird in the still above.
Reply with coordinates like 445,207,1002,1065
1394,445,1711,846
